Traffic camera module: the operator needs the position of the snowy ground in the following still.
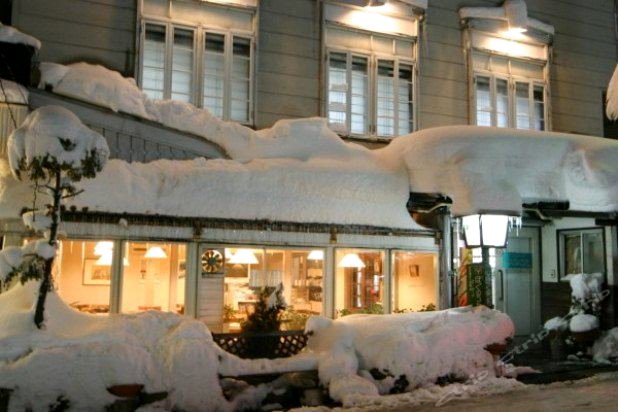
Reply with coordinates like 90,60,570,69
296,372,618,412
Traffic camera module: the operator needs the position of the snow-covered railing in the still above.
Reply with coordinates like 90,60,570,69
28,88,227,162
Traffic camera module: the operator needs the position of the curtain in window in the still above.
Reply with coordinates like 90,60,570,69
203,33,225,118
350,56,368,135
475,76,491,127
230,36,251,123
171,28,194,103
533,85,545,131
376,60,395,137
143,24,166,100
496,79,509,128
327,52,348,133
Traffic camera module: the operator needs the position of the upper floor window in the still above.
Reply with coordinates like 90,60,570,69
472,53,547,131
323,2,420,140
139,1,255,124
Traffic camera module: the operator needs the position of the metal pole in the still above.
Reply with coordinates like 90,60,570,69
440,209,453,309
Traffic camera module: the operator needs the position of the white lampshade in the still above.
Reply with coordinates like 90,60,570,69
338,253,366,268
145,246,168,259
228,249,259,265
95,251,128,266
307,250,324,261
462,214,511,248
94,241,113,256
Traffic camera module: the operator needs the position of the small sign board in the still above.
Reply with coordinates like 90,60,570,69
502,252,532,269
467,263,486,307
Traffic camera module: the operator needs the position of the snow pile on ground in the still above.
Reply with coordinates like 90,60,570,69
0,79,28,104
0,23,41,49
304,306,514,406
0,282,316,411
0,282,517,411
607,65,618,120
592,327,618,363
378,126,618,215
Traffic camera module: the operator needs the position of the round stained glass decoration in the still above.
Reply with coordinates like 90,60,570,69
201,249,224,274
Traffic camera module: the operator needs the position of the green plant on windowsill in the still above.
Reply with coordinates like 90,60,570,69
338,303,384,317
281,307,312,331
223,304,239,323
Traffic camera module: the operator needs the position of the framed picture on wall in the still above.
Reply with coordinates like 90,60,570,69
409,264,420,278
83,258,111,285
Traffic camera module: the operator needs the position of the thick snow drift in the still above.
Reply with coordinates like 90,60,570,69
378,126,618,216
27,62,618,224
0,282,516,410
305,307,514,406
0,282,317,411
0,23,41,49
66,156,413,228
593,327,618,363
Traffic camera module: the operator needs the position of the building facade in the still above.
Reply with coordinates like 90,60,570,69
1,0,617,335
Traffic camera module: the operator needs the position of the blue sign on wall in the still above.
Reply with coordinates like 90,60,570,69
502,252,532,269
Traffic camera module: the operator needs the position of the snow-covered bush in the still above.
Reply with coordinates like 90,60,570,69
1,105,109,328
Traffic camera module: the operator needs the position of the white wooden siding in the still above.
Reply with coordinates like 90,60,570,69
11,0,137,75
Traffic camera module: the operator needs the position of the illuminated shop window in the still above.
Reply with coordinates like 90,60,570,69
54,240,113,314
392,251,438,312
335,249,385,316
222,248,324,332
120,242,186,314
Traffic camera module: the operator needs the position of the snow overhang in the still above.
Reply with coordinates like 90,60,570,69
606,65,618,121
459,0,554,52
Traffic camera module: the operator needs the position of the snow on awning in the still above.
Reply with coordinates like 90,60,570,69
459,0,555,35
378,126,618,217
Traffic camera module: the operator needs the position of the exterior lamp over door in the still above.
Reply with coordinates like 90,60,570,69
461,214,517,307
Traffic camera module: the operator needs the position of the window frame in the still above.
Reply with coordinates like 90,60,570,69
472,70,547,130
557,227,606,282
138,18,255,125
324,35,417,140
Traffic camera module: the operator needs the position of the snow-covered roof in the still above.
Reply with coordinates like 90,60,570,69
4,62,614,229
607,65,618,121
0,23,41,49
379,126,618,216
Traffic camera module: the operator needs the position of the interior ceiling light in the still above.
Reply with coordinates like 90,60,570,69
144,246,168,259
94,241,113,256
338,253,366,268
228,249,259,265
308,250,325,261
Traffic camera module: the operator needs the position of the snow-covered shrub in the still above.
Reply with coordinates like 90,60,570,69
2,105,109,328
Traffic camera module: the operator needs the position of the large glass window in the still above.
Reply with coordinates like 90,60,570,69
392,251,438,312
559,229,605,280
335,249,384,316
54,240,113,314
121,242,186,314
222,248,324,332
141,23,253,123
